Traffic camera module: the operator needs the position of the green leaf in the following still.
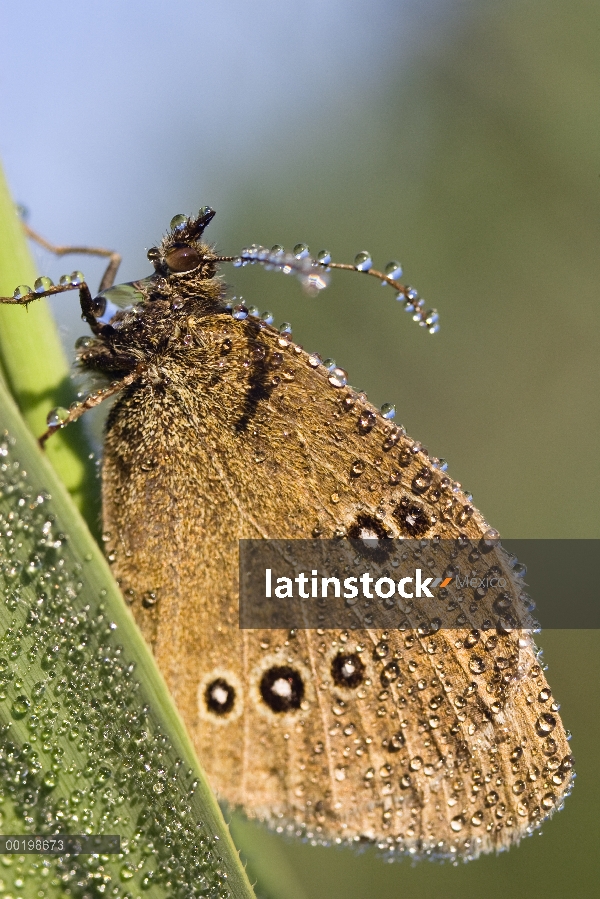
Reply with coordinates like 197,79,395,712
0,166,100,534
0,374,256,899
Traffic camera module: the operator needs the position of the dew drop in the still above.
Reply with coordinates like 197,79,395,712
354,251,372,272
536,713,557,736
328,367,348,388
374,641,389,659
380,403,395,420
450,815,465,832
279,322,293,336
351,460,365,477
96,765,112,783
384,261,403,280
141,591,158,608
170,213,188,230
232,304,248,320
481,528,500,550
469,656,486,675
561,754,575,770
541,792,556,809
120,864,136,881
358,410,376,434
293,243,310,259
46,407,69,428
317,250,331,265
13,284,32,300
31,681,45,700
11,695,30,718
386,732,405,752
34,276,54,293
308,353,322,368
412,467,433,494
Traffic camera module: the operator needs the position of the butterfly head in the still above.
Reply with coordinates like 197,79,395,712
146,207,218,280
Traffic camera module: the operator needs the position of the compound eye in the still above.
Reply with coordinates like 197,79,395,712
165,245,202,273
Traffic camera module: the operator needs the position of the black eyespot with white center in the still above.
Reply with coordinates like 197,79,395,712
260,666,304,713
205,677,236,716
348,514,391,560
331,652,365,688
348,513,387,542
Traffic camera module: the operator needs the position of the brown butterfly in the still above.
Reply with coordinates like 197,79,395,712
1,208,574,860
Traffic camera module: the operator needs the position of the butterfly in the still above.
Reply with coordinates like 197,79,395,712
1,207,574,860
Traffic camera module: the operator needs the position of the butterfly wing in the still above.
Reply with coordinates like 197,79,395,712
102,312,573,859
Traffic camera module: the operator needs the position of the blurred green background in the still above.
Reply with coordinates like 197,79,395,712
1,0,598,896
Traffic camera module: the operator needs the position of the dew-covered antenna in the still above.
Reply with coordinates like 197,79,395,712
212,243,439,334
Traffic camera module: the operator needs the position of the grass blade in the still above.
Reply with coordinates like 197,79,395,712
0,372,255,899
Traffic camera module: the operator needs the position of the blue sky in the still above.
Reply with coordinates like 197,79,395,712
0,1,458,295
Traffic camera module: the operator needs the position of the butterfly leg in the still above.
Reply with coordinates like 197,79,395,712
0,280,109,337
38,364,146,448
23,223,122,292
